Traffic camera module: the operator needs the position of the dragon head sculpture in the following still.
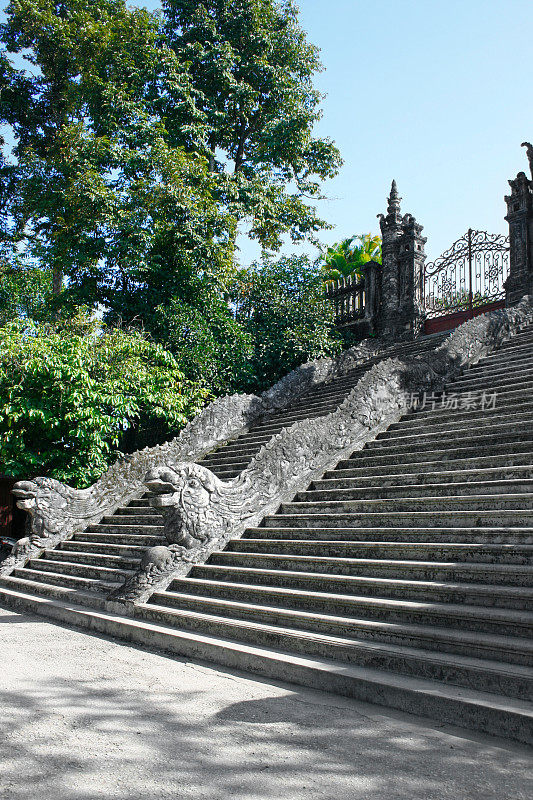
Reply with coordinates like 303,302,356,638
11,478,66,538
145,463,228,548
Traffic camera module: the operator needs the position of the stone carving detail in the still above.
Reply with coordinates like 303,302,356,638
522,142,533,181
114,295,533,602
4,332,392,577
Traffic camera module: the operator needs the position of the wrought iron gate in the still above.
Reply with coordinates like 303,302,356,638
423,229,510,324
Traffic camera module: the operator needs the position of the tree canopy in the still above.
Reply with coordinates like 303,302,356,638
320,234,382,283
0,0,346,483
164,0,342,252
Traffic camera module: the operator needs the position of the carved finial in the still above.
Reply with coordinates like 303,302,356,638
387,180,402,215
521,142,533,180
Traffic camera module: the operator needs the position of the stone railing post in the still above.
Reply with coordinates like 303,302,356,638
377,181,426,340
361,259,382,335
504,146,533,306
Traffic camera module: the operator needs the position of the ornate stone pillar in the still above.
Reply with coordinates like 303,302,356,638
377,181,426,339
361,259,382,335
504,158,533,306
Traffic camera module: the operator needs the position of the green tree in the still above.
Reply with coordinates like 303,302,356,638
0,315,207,486
232,254,342,392
0,0,233,316
164,0,342,252
147,278,254,396
321,233,382,283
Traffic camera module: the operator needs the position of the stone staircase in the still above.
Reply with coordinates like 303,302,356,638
1,325,532,743
0,333,445,599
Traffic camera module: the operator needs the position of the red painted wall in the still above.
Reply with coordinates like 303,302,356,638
424,300,505,335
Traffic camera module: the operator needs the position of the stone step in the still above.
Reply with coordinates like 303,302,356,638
1,586,530,744
100,513,161,526
462,357,533,380
0,574,110,606
227,537,533,565
298,478,533,501
200,451,263,468
388,405,533,435
206,466,243,480
82,526,164,541
209,550,533,587
60,540,149,558
158,578,533,638
369,426,530,453
315,465,533,490
202,440,279,461
344,439,533,466
244,525,533,544
144,592,533,665
9,567,120,594
141,597,533,701
43,548,140,570
499,332,533,350
480,343,533,364
433,383,533,406
460,358,533,382
445,371,533,393
265,510,533,529
331,452,533,478
190,563,533,610
25,557,132,582
399,395,533,426
281,494,533,515
114,506,161,517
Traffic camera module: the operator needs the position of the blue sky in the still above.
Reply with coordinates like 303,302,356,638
2,1,532,265
139,0,533,263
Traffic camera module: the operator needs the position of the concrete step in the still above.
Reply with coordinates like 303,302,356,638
462,357,533,380
100,513,161,526
81,527,165,542
265,510,533,530
0,574,110,606
114,506,160,517
244,525,533,544
445,372,533,393
8,567,120,594
344,439,533,467
281,494,533,514
383,408,533,438
43,549,140,570
60,540,149,559
25,557,132,582
157,578,533,638
190,563,533,610
299,478,533,501
1,585,530,744
369,426,530,453
227,537,533,565
315,465,533,491
144,591,533,665
331,453,533,478
209,550,533,587
141,598,533,700
402,393,533,423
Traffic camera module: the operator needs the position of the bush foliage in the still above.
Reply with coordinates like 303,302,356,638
0,317,207,487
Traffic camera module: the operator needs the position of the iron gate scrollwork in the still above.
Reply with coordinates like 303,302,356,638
423,229,510,320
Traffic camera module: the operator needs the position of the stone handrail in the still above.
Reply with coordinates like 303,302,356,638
3,333,390,576
113,296,533,603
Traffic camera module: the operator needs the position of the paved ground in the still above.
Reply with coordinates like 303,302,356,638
1,606,532,800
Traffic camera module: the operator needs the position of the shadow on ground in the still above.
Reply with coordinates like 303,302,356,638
1,609,532,800
1,677,532,800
